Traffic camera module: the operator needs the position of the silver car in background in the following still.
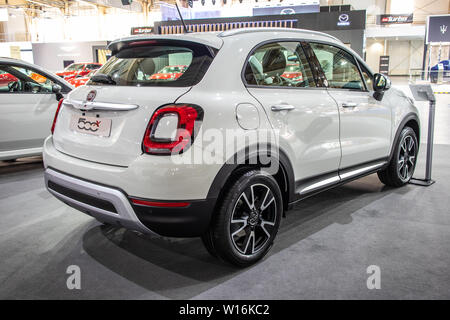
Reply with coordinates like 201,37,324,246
0,57,73,161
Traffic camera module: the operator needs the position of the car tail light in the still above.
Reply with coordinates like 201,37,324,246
142,104,203,155
51,98,64,134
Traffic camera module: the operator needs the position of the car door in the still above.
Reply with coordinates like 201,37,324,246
0,64,60,155
244,41,341,195
308,42,391,172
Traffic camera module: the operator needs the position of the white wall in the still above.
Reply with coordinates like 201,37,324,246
32,41,107,72
366,39,385,72
365,39,424,75
2,10,28,42
409,40,424,70
388,40,412,75
0,42,33,63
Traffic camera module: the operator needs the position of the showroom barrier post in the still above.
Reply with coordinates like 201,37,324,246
409,84,436,186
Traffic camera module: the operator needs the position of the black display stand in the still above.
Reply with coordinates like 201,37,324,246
408,84,436,186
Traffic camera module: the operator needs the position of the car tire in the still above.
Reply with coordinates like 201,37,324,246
201,230,218,258
378,126,418,187
205,170,283,267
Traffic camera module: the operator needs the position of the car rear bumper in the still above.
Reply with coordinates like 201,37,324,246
45,167,155,234
45,168,215,237
43,136,220,200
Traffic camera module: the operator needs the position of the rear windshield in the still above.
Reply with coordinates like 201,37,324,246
66,64,84,71
89,41,216,87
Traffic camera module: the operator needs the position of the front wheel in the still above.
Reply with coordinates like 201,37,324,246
205,170,283,267
378,126,418,187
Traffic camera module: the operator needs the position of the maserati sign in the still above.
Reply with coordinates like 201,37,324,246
426,15,450,43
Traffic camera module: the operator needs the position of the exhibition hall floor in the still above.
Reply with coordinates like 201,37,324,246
1,86,449,299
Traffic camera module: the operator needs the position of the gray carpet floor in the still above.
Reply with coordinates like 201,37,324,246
0,92,449,299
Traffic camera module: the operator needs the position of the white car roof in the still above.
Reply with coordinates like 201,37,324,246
218,28,342,44
108,28,343,52
108,33,224,52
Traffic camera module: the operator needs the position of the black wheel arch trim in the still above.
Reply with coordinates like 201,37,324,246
389,113,420,162
206,145,296,208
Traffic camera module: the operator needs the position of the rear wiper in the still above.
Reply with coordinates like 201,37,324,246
91,74,116,85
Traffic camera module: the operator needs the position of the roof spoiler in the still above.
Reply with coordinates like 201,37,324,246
107,36,223,56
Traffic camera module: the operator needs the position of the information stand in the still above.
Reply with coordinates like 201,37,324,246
408,84,436,186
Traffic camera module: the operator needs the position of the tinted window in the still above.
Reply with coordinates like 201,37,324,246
0,68,18,92
0,65,55,94
244,42,316,88
87,64,101,70
65,64,84,71
310,43,364,90
89,42,215,87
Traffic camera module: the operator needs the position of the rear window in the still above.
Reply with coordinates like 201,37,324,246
66,64,84,71
89,41,216,87
87,64,101,70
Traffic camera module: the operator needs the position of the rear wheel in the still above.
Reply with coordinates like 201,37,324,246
204,170,283,267
378,126,418,187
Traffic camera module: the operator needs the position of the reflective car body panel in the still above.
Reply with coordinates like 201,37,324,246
43,29,419,222
0,58,73,160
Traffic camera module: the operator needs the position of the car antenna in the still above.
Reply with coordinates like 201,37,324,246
175,3,191,33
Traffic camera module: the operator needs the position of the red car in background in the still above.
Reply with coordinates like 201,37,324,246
67,70,95,87
281,63,303,82
0,71,18,86
56,63,102,80
149,65,187,80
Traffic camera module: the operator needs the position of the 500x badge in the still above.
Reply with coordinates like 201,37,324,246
77,117,101,132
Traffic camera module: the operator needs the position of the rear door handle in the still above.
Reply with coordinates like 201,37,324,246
271,104,295,112
341,102,358,108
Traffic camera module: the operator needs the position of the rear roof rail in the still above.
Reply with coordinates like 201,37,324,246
218,28,342,43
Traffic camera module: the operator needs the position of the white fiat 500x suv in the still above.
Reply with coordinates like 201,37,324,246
44,29,420,267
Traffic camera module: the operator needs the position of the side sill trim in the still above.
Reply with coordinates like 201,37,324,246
299,175,340,194
339,161,386,180
290,159,388,206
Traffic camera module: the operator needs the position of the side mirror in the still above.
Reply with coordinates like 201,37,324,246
373,73,391,101
52,84,63,101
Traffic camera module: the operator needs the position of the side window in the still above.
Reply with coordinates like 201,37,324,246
243,42,316,88
309,43,364,91
359,64,373,91
0,67,18,93
0,65,55,94
15,67,56,93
